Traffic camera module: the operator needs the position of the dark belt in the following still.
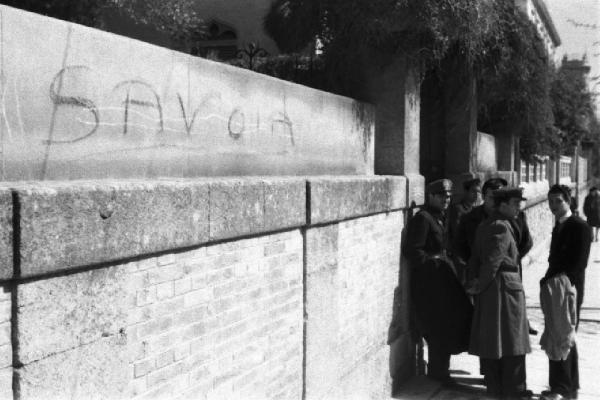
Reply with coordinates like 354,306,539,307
498,264,519,273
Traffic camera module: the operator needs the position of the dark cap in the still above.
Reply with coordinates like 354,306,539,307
492,187,526,201
427,179,453,195
482,177,508,195
462,178,481,190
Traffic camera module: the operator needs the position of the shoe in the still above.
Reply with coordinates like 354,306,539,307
540,392,569,400
427,374,460,387
528,327,538,335
504,389,534,400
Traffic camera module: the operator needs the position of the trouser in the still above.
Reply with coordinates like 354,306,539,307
549,344,579,396
575,279,584,330
480,355,526,396
426,341,450,379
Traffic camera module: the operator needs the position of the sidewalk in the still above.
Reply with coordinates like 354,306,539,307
395,240,600,400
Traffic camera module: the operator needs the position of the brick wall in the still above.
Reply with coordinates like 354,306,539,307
0,175,421,400
305,212,403,400
125,231,303,400
0,285,11,400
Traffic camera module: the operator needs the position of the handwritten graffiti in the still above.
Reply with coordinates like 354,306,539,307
46,65,99,144
113,80,163,135
177,93,199,137
270,111,294,146
34,64,300,150
227,108,245,140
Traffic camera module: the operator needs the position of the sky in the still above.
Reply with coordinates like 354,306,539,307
544,0,600,109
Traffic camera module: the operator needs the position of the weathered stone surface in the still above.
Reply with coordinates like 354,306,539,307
0,5,373,181
474,132,498,172
305,213,401,400
386,176,407,210
522,180,550,207
209,180,264,241
262,178,306,230
305,226,342,400
308,176,391,224
15,335,128,400
16,266,127,364
405,173,425,207
209,178,306,241
0,189,12,281
16,180,209,277
0,367,12,400
366,55,420,176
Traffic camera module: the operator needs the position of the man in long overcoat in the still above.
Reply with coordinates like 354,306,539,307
402,179,473,383
456,178,533,275
467,188,532,399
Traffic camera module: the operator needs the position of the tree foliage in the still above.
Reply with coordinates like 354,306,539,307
0,0,103,26
475,2,557,159
105,0,204,45
263,0,503,98
263,0,599,161
551,59,596,150
0,0,204,45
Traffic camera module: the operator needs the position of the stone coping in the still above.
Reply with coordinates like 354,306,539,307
0,175,419,280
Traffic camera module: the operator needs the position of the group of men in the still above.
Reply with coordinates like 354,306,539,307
402,177,591,400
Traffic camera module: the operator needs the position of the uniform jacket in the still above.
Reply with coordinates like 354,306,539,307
540,274,577,361
468,213,531,359
448,200,473,251
402,205,473,354
456,206,532,279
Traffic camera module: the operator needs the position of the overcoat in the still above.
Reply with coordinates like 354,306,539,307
468,213,531,359
583,193,600,227
402,206,473,354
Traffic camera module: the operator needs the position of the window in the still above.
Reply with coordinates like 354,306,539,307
521,160,528,183
529,162,535,182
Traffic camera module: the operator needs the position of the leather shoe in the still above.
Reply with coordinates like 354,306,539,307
540,392,569,400
505,389,534,399
528,327,538,335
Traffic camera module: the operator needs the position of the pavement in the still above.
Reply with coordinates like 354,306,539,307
395,239,600,400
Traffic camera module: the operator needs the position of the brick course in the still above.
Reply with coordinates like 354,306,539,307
305,212,402,399
125,230,304,400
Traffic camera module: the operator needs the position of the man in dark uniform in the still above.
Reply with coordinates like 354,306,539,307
448,177,481,284
402,179,473,383
540,185,592,400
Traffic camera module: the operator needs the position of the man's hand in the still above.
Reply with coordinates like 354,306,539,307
465,278,480,295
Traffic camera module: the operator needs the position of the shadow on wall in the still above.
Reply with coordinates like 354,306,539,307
388,201,419,395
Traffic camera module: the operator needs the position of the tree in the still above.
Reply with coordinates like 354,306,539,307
551,58,595,151
263,0,502,98
0,0,204,48
476,2,557,160
0,0,103,26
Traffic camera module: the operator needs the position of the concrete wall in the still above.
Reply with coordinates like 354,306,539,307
0,176,419,400
475,132,497,173
0,6,373,181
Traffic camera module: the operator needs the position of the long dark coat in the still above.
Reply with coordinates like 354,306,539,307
583,193,600,227
468,213,531,359
402,206,473,354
